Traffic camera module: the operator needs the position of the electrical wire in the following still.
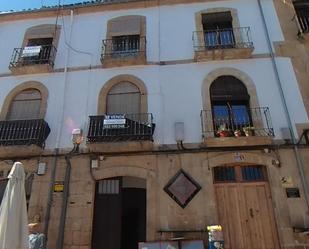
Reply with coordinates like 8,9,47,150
59,9,95,154
60,11,94,58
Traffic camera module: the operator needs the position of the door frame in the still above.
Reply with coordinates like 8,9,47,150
213,164,281,249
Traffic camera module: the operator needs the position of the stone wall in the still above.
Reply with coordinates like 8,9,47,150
5,146,307,249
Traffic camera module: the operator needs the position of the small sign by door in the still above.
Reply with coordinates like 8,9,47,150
286,188,300,198
54,182,64,192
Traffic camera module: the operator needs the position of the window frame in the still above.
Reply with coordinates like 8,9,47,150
6,88,42,121
106,81,142,115
0,82,48,121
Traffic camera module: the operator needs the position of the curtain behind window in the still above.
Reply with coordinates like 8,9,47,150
7,89,42,120
106,82,141,115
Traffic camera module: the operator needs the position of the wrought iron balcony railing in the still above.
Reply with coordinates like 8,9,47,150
87,113,155,142
193,27,253,51
101,36,146,60
200,107,274,138
296,9,309,33
0,119,50,147
9,44,57,68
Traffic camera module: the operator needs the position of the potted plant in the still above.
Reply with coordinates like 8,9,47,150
216,125,231,137
234,129,242,137
243,126,255,136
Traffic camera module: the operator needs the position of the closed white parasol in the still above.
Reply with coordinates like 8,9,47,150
0,162,29,249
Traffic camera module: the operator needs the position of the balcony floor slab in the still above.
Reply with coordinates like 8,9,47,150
195,47,253,61
202,136,273,148
87,140,153,153
9,64,53,75
0,144,44,158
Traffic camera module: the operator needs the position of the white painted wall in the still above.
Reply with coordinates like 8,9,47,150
0,57,306,149
0,0,285,73
0,0,305,149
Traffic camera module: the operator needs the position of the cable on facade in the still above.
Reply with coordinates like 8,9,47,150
257,0,309,209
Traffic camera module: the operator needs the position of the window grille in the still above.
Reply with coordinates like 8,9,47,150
294,1,309,33
241,166,266,182
98,179,120,194
214,166,236,182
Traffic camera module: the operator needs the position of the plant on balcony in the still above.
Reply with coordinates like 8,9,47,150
234,129,242,137
216,124,231,137
243,126,255,137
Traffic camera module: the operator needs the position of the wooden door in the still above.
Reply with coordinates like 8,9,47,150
214,166,280,249
92,178,122,249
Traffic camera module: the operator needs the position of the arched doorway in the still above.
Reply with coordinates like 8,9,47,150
92,176,146,249
213,165,280,249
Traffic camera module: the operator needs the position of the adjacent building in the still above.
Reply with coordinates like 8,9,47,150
0,0,309,248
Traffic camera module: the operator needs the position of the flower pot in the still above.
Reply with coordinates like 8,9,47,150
218,130,230,137
244,130,254,137
234,131,242,137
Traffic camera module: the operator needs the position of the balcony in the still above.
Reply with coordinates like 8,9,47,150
0,119,50,157
9,45,57,75
87,113,155,152
193,27,254,61
200,107,274,147
295,4,309,41
298,13,309,34
101,36,146,67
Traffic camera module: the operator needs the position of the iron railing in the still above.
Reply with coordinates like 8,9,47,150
200,107,274,138
87,113,154,142
193,27,253,51
0,119,50,147
101,36,146,60
9,44,57,68
295,6,309,33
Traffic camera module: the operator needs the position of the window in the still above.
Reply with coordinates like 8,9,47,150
213,166,236,182
102,16,146,66
7,89,42,120
106,82,141,115
213,165,266,183
98,179,120,195
22,38,54,65
202,12,235,48
294,1,309,33
241,166,266,182
210,76,251,135
111,35,141,55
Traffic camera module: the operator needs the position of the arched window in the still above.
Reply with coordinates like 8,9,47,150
210,76,251,134
106,81,141,114
7,89,42,120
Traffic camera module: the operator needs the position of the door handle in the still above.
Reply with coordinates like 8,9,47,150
249,208,254,218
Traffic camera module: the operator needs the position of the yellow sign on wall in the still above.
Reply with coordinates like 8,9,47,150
54,182,64,192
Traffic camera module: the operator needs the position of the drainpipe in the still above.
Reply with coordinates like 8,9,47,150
56,154,72,249
42,148,59,249
55,9,75,249
43,8,74,248
257,0,309,208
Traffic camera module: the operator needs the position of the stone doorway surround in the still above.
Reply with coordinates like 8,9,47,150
91,163,157,241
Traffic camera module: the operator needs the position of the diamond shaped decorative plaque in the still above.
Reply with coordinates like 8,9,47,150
164,169,201,208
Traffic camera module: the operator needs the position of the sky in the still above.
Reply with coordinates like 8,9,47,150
0,0,83,12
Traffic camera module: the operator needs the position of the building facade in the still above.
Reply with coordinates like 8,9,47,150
0,0,309,249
